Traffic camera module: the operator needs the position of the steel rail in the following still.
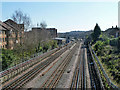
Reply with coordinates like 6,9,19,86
70,43,81,89
83,47,86,89
71,43,85,89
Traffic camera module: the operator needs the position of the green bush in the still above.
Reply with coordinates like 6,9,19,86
42,42,50,53
93,41,105,56
1,49,19,70
104,39,110,45
110,38,118,46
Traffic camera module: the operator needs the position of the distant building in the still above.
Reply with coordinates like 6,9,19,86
105,26,120,38
29,27,57,38
46,28,57,38
54,38,66,45
0,19,24,49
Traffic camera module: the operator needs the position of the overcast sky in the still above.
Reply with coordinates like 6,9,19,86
1,1,118,32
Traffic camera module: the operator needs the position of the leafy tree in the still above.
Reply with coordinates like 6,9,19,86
92,23,101,41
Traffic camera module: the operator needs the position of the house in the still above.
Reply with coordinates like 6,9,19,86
105,26,120,38
0,19,24,49
0,22,7,49
4,19,24,44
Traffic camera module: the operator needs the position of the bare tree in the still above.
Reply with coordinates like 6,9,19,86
11,9,31,31
40,21,47,30
40,21,51,41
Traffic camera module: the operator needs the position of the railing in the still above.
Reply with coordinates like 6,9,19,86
89,44,118,89
88,44,105,89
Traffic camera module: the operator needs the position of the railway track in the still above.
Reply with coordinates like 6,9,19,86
71,43,89,89
40,42,78,88
2,42,74,89
71,44,84,89
87,46,102,89
1,42,73,85
70,43,102,89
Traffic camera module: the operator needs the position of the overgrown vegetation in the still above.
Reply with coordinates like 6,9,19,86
1,40,58,70
85,23,120,87
92,34,120,87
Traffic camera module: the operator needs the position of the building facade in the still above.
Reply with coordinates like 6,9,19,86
0,25,7,49
105,26,120,38
31,27,57,38
0,19,24,49
46,28,57,38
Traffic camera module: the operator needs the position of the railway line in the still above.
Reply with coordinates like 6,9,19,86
70,44,87,89
2,42,74,89
1,41,114,89
70,43,103,89
88,56,101,89
40,42,78,88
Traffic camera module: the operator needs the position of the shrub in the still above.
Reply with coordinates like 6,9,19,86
104,39,110,45
110,38,118,46
93,41,104,56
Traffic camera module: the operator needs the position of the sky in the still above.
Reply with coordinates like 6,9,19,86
1,1,118,33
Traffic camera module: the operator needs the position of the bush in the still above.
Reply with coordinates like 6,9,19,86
93,41,104,56
1,49,19,70
94,41,104,51
104,39,110,45
110,38,118,46
42,42,50,53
